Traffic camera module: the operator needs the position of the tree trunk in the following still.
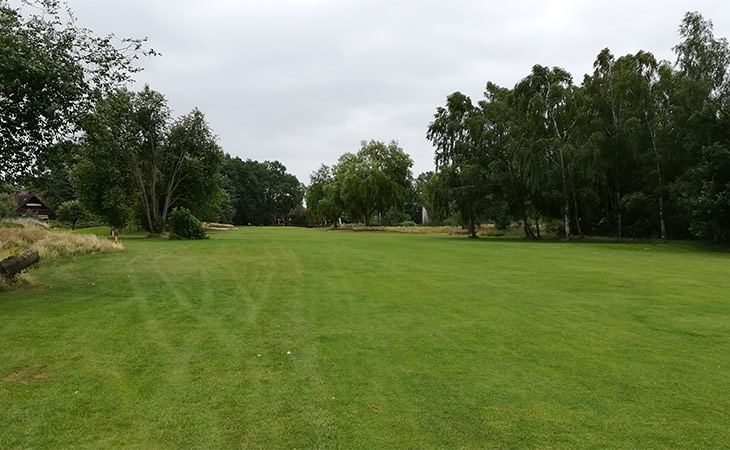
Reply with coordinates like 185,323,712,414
364,213,371,227
649,128,667,240
604,189,612,235
468,221,478,238
654,157,667,240
615,177,622,238
559,149,571,239
617,196,622,238
521,207,535,239
535,216,541,240
523,218,535,239
572,190,583,238
617,210,622,238
0,251,39,280
659,195,667,241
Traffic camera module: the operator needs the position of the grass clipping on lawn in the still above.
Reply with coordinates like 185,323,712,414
0,221,123,261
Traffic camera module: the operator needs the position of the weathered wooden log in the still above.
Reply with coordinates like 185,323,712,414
0,250,40,280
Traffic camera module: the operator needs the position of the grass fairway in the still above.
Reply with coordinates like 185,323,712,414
1,228,729,448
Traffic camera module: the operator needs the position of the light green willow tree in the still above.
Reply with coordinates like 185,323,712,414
334,140,413,226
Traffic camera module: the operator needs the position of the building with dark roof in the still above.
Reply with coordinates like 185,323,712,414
12,191,56,220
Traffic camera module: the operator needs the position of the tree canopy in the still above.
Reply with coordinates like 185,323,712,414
421,11,730,241
0,0,154,183
73,87,225,232
306,140,413,227
222,156,303,226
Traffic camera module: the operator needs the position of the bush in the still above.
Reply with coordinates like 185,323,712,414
168,207,207,240
287,206,308,227
545,218,566,237
493,211,512,230
0,194,17,219
485,227,525,237
56,200,87,230
620,192,655,238
380,208,410,226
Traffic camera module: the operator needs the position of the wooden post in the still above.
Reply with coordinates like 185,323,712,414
0,250,40,280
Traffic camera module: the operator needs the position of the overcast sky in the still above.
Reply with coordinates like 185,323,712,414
66,0,729,184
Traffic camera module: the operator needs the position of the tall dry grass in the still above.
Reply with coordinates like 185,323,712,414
0,221,123,261
202,222,234,229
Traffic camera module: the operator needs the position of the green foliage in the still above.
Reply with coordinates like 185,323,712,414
286,206,308,227
416,171,449,225
56,200,87,230
492,202,512,230
305,164,342,226
166,109,227,222
484,227,527,237
223,156,303,225
0,0,154,182
619,192,656,238
427,92,489,237
420,11,730,242
0,193,17,218
0,183,16,194
675,142,730,241
380,208,410,226
21,141,80,210
168,207,206,240
333,140,413,227
673,11,730,94
73,87,224,233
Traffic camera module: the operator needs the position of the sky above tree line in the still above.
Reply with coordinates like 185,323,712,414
66,0,729,184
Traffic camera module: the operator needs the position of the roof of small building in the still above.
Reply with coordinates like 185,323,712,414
12,191,45,207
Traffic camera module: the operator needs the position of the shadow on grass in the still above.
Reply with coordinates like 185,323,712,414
433,234,730,254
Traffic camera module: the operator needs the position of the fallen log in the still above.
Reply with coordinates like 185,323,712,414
0,250,40,280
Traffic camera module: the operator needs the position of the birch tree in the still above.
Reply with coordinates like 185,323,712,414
514,66,578,238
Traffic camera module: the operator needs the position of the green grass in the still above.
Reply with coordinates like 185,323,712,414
1,228,729,448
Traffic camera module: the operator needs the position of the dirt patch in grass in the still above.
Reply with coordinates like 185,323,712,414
1,366,50,384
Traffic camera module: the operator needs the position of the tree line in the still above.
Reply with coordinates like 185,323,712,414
424,12,730,241
1,0,303,230
4,2,729,241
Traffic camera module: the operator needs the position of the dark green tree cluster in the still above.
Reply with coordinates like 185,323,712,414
73,86,228,233
306,140,413,226
222,156,303,225
426,12,730,241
